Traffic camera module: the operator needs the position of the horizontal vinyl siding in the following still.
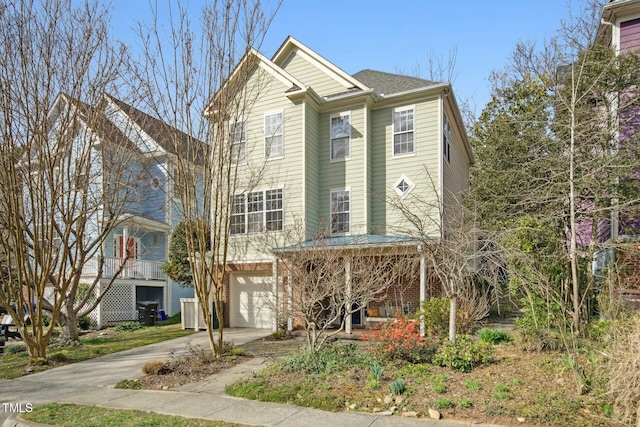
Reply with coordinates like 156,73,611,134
281,51,349,97
317,106,367,235
442,106,470,229
371,98,441,236
227,66,304,261
621,18,640,52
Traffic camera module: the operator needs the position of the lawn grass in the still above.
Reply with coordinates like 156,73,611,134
0,319,193,379
21,403,250,427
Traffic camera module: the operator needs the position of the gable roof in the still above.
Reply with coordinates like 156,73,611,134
204,48,307,116
102,94,206,164
48,93,137,153
352,69,441,97
272,36,369,93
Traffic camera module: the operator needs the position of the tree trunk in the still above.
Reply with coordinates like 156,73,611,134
449,296,457,343
61,311,80,343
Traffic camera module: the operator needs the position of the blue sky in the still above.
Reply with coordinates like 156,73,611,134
109,0,588,118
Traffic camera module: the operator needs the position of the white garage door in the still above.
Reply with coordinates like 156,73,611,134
229,273,274,329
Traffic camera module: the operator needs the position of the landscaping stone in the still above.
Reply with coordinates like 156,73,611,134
395,396,404,404
383,395,393,404
378,411,393,416
402,411,418,418
428,408,442,420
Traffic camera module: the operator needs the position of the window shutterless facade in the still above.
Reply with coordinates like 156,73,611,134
264,112,284,158
230,189,284,234
330,189,350,234
393,106,415,156
330,112,351,160
230,120,247,163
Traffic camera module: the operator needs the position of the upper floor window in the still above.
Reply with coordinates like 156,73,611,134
443,114,451,163
330,112,351,160
393,106,415,156
265,112,284,158
230,189,284,235
231,120,247,163
330,189,350,234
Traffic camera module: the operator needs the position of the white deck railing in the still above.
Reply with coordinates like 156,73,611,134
83,257,165,280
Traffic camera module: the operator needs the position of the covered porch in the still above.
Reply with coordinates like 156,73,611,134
272,234,439,335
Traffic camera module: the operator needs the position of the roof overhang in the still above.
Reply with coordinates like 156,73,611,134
272,234,431,256
116,214,172,232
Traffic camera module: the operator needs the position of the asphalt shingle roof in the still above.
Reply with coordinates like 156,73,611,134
102,95,207,164
352,69,442,97
274,234,419,252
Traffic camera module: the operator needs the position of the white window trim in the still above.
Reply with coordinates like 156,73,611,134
329,111,351,162
230,187,285,235
330,187,351,235
264,110,285,160
230,119,248,164
443,113,451,163
391,105,416,158
393,175,415,197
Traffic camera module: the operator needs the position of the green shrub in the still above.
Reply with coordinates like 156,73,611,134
432,335,495,372
459,398,473,408
415,297,450,337
477,328,512,344
6,344,27,354
432,381,446,394
77,316,91,330
492,383,512,400
230,347,245,356
464,379,481,391
115,321,143,331
435,398,454,409
389,379,406,395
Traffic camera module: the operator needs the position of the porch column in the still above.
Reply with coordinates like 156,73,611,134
272,258,278,332
287,264,293,332
345,257,352,334
419,250,426,336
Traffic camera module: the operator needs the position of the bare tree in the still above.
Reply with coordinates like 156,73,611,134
272,225,418,351
388,172,504,342
131,0,277,356
0,0,134,358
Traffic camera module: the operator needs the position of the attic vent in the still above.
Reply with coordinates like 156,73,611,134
394,175,414,197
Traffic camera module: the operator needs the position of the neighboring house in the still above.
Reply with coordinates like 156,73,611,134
46,93,197,327
204,37,473,331
596,0,640,295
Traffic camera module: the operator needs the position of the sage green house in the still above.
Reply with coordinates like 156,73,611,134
215,36,473,331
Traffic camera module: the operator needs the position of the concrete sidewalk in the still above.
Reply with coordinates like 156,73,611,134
1,329,502,427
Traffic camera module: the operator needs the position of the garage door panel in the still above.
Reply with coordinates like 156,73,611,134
230,273,274,329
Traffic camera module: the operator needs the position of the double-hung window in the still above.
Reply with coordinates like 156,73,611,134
443,114,451,163
330,189,350,234
231,120,247,163
330,112,351,160
393,106,415,156
264,112,284,158
230,189,284,234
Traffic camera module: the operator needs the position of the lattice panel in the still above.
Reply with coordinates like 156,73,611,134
102,283,135,324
